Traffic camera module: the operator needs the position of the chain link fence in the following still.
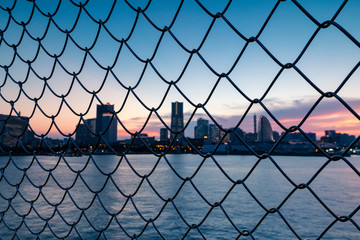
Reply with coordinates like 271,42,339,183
0,0,359,239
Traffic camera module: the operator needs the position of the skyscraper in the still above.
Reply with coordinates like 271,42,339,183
257,115,274,142
170,102,184,144
208,124,217,142
76,118,96,146
254,114,257,135
160,128,169,141
96,104,117,143
96,104,114,133
194,118,209,139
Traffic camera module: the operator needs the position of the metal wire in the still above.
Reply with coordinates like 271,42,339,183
0,0,359,239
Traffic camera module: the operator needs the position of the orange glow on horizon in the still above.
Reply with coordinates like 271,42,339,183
275,109,360,137
278,111,357,124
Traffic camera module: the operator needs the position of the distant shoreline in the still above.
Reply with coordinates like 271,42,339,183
0,152,354,157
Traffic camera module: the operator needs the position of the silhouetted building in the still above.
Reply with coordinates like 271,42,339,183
194,118,209,139
160,128,169,142
257,115,274,142
229,128,245,145
96,104,117,143
325,130,336,137
43,137,65,149
76,118,96,146
254,114,257,135
96,104,114,133
148,136,155,146
0,114,34,148
307,132,317,142
209,124,218,142
321,130,355,147
227,127,248,152
102,113,117,143
282,132,316,143
132,133,155,151
203,123,226,143
171,102,184,145
273,131,280,141
276,131,317,154
245,132,257,143
132,133,149,151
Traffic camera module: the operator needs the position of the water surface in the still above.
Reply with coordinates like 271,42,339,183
0,154,359,239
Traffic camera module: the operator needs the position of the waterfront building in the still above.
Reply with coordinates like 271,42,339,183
273,131,280,141
277,132,317,154
96,104,117,143
254,114,257,135
101,113,117,143
0,114,34,148
325,130,336,137
194,118,209,139
160,128,169,141
76,118,96,146
257,115,274,142
170,102,184,145
229,127,245,145
281,132,316,143
133,133,148,146
321,130,355,147
209,124,218,142
96,103,114,133
245,132,257,143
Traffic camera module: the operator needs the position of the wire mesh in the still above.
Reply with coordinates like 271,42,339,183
0,0,359,239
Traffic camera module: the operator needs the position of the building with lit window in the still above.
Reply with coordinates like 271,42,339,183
96,104,117,143
194,118,209,139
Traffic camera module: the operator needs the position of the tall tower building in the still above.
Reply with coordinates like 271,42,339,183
257,115,274,142
254,114,257,135
96,104,114,134
96,104,117,143
170,102,184,144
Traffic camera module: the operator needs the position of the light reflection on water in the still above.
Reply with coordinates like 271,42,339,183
0,154,359,239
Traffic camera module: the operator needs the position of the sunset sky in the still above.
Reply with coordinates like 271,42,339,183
0,0,359,140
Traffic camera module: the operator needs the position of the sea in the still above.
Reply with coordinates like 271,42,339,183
0,154,359,239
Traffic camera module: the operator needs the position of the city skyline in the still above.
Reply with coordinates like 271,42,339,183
0,1,359,142
113,96,359,140
1,97,358,141
68,101,357,155
1,107,357,154
73,101,356,142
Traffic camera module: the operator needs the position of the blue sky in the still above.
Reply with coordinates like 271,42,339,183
0,0,359,139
